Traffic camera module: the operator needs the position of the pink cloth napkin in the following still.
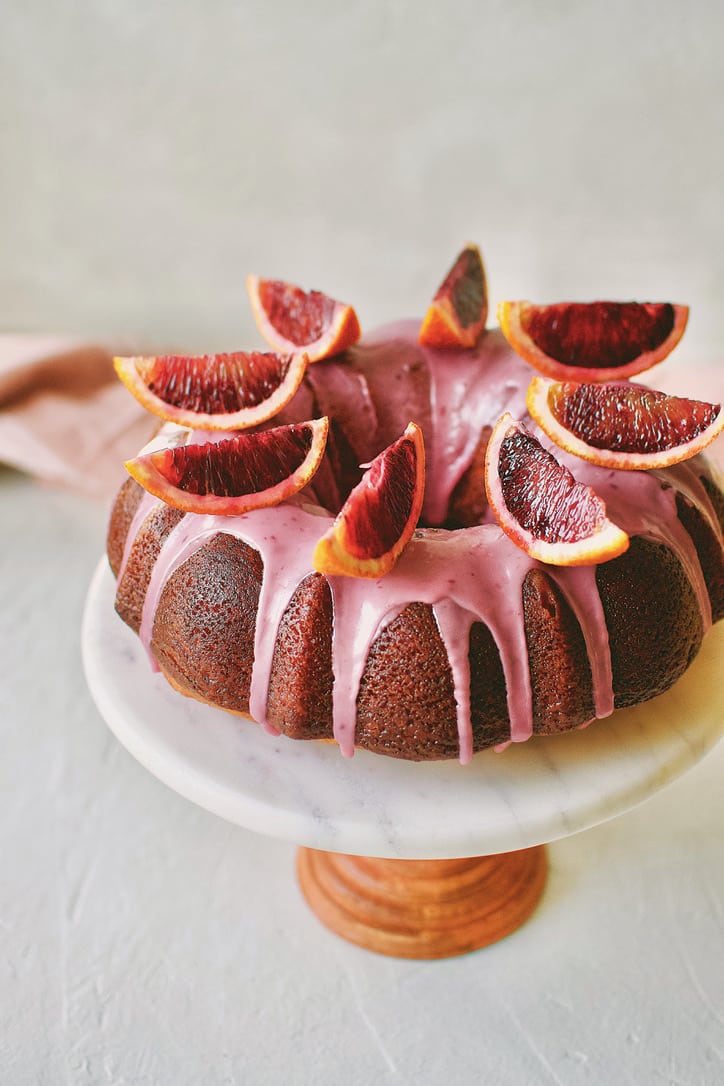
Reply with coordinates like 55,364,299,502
0,336,157,500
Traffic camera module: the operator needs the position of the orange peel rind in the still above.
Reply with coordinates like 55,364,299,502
527,376,724,471
498,300,689,382
484,413,629,567
125,417,329,516
114,350,309,431
313,422,425,579
246,275,361,362
419,244,488,350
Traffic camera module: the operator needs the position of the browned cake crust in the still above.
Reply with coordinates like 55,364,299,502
596,538,704,709
150,534,262,714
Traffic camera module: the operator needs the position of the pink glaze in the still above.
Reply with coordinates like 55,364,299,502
117,489,160,586
357,322,530,526
115,322,719,762
546,565,613,720
432,599,475,764
419,328,529,525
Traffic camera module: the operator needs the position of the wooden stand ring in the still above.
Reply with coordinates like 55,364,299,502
297,845,548,959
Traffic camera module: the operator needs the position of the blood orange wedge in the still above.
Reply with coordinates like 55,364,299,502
484,414,629,566
125,418,329,515
114,350,308,430
419,244,488,349
246,276,361,362
527,376,724,470
497,301,689,381
313,422,425,579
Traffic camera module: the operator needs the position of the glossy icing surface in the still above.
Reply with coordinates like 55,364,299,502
114,323,722,762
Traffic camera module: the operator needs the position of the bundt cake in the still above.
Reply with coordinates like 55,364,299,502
107,292,724,762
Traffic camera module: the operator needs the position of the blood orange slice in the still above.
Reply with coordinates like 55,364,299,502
246,276,361,362
419,244,488,349
497,301,689,381
114,350,308,430
125,418,329,515
527,375,724,470
313,422,425,578
484,414,629,566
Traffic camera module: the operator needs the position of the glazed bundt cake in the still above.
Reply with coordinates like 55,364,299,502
107,252,724,763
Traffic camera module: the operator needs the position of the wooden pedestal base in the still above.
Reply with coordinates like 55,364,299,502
296,845,547,959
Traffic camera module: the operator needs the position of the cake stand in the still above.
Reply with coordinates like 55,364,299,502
82,559,724,959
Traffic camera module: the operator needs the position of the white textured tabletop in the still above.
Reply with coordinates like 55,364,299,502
3,465,724,1085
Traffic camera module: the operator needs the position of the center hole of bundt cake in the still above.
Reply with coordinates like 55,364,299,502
323,427,490,534
322,418,489,531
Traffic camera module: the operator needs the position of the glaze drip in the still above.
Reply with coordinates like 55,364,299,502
546,565,613,720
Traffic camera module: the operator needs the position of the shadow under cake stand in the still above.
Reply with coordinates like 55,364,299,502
82,560,724,959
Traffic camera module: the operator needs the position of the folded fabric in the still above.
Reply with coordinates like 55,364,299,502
0,336,156,500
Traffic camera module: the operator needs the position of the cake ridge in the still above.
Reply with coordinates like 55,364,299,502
578,463,712,632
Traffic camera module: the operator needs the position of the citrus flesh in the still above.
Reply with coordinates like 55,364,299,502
484,414,629,566
246,275,361,362
498,301,689,381
125,418,329,516
527,376,724,470
114,350,308,430
419,244,488,349
313,422,425,578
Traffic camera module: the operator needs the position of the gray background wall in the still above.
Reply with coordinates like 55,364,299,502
2,1,723,361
